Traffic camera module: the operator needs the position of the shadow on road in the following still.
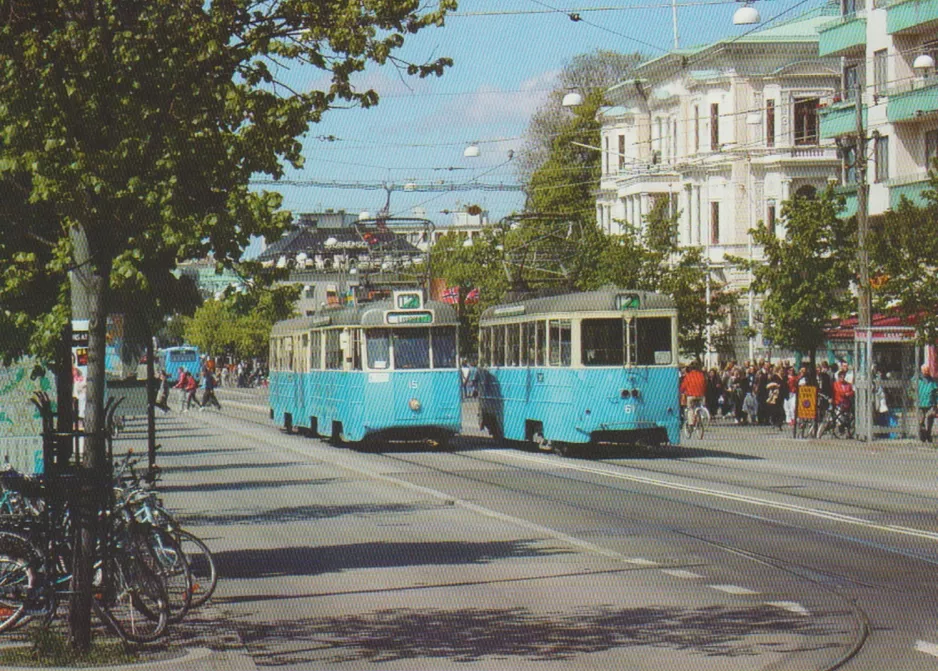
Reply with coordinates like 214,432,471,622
214,539,574,579
161,478,339,494
180,501,440,527
223,604,844,666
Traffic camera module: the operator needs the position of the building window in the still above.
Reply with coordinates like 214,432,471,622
842,0,863,15
926,129,938,170
710,103,719,151
604,136,609,174
767,203,776,237
794,98,819,145
874,135,889,183
618,134,625,170
766,100,775,148
842,141,858,184
873,49,888,95
694,105,700,153
844,63,861,100
710,202,720,244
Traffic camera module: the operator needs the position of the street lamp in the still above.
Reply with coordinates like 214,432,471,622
913,53,936,71
463,142,480,158
733,1,760,25
562,90,584,108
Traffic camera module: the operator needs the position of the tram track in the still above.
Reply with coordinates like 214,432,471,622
182,406,883,670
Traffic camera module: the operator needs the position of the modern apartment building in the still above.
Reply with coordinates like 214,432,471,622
817,0,938,215
596,7,845,360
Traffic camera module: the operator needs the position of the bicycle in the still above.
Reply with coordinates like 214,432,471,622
816,398,855,439
682,403,706,439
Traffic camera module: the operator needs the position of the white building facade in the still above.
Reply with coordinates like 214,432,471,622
595,9,844,362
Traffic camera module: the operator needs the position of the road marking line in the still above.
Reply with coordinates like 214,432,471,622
661,569,703,580
766,601,810,616
497,451,938,543
916,641,938,657
709,584,759,595
622,558,658,566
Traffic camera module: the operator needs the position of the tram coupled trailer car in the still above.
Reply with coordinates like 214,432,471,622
477,288,681,455
269,290,462,447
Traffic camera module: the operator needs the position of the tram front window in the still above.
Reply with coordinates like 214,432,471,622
394,328,430,369
633,317,673,365
582,319,624,366
366,329,390,370
432,327,457,368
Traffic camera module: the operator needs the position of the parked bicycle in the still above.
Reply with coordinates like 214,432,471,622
816,395,855,439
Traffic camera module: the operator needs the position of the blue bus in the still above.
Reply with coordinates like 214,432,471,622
477,288,680,455
160,346,202,377
269,290,461,446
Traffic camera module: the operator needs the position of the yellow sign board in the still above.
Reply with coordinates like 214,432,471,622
797,385,818,420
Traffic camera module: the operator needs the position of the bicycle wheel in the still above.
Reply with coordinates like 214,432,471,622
698,406,712,429
682,412,693,439
174,530,217,609
695,411,705,439
141,528,192,624
95,550,168,643
0,553,34,633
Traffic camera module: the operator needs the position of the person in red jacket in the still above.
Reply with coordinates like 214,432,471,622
680,361,707,428
832,371,855,411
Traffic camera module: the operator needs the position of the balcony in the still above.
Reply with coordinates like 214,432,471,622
887,0,938,33
886,78,938,122
818,14,867,57
889,175,933,208
820,100,867,139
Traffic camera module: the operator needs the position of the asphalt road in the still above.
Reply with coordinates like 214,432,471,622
110,385,938,670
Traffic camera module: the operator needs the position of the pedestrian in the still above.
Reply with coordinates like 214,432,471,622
173,366,188,411
784,366,800,426
460,359,471,399
765,366,784,430
832,370,855,413
154,370,171,414
200,366,221,411
706,368,723,418
680,361,707,430
182,371,201,411
754,363,769,425
917,364,937,443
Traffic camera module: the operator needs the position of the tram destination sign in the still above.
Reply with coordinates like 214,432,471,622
386,311,433,325
616,293,641,310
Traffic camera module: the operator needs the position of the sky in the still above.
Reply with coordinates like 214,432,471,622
248,0,830,252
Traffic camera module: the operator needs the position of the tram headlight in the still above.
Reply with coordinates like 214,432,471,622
631,388,640,399
620,389,631,399
409,397,422,412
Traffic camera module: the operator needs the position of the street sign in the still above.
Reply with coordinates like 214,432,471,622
797,385,817,420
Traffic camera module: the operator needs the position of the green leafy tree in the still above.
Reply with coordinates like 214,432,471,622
869,169,938,342
0,0,454,649
731,187,856,365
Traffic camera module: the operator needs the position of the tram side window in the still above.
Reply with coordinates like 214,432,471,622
493,326,505,366
349,329,362,370
507,324,520,366
310,331,322,369
535,321,545,366
325,330,342,370
300,334,310,373
395,328,430,369
522,322,534,366
479,328,489,367
283,336,294,371
582,319,624,366
366,329,390,370
433,327,457,368
270,340,277,370
548,320,571,366
635,317,673,365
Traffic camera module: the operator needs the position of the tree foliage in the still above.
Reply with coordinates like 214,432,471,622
183,284,299,361
869,168,938,342
0,0,455,648
730,187,856,362
515,49,643,187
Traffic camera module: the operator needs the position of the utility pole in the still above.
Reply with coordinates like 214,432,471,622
854,82,872,442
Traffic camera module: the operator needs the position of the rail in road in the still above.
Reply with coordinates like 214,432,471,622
173,385,938,669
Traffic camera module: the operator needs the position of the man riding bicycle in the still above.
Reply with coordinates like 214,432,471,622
681,361,707,428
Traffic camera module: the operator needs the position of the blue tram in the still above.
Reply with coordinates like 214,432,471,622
269,290,462,445
160,346,202,377
477,288,680,454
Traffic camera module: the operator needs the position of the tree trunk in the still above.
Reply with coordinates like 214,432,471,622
146,334,156,471
68,224,111,652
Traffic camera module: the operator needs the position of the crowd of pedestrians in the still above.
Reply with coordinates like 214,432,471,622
678,359,856,431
